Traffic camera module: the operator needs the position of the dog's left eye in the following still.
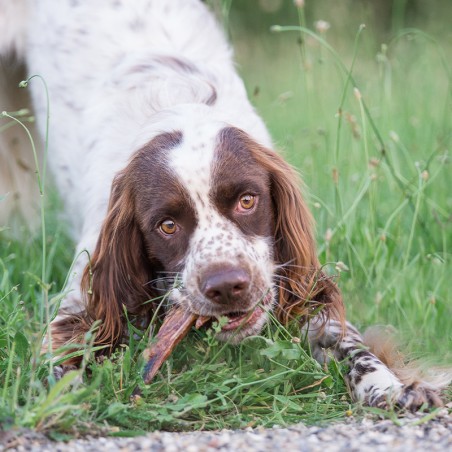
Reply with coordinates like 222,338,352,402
237,194,256,212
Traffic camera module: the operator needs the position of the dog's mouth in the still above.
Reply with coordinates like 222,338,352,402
194,308,264,332
219,306,265,331
195,292,273,333
143,292,273,383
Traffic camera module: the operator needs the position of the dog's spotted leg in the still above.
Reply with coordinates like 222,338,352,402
303,317,443,410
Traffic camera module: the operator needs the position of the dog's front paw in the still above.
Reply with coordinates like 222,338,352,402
369,383,443,411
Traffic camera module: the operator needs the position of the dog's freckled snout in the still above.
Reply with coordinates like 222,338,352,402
201,268,250,304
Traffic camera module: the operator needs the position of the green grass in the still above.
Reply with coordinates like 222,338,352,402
1,1,451,438
230,7,452,357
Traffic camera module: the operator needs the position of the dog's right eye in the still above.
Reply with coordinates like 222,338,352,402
159,219,177,235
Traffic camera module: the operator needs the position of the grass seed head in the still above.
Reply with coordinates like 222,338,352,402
315,20,331,34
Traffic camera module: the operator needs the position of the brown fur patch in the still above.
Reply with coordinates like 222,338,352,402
217,127,345,329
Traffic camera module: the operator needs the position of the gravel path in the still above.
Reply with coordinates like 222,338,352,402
2,410,451,451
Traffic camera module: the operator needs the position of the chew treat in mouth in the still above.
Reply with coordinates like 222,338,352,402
143,306,197,384
142,306,265,384
195,315,211,329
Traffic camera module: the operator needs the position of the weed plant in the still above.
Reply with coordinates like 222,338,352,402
1,1,451,438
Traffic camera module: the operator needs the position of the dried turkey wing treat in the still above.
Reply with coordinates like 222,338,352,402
143,307,198,384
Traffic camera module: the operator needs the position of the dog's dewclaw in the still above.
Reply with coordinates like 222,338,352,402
143,307,197,384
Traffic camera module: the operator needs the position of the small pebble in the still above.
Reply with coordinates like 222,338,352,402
1,413,451,451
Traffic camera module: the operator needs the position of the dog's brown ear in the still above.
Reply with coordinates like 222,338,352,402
79,170,155,350
241,132,345,327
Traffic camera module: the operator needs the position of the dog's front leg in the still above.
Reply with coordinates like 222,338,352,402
303,317,443,410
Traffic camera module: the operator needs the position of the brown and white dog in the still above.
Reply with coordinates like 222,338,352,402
0,0,448,410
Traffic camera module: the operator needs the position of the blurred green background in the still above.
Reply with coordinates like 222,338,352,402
220,0,452,358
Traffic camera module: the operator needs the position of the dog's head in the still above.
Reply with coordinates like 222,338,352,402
81,121,343,347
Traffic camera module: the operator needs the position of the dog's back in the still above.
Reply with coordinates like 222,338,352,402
1,0,270,237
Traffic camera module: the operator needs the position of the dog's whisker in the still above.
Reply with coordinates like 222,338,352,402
275,262,317,271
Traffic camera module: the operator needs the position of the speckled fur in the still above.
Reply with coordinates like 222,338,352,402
166,123,275,343
304,318,447,409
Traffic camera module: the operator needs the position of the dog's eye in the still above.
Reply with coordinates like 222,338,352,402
159,219,177,235
238,194,256,211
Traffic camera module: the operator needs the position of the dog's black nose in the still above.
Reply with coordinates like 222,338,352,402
201,268,250,304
